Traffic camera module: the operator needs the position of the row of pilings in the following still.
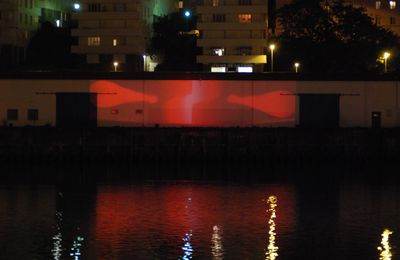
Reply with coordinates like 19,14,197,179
0,127,398,172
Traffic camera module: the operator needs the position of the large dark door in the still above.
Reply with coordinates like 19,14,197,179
56,93,97,127
299,94,340,128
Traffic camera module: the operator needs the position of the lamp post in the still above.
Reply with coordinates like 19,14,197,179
269,44,275,72
383,52,391,73
113,62,118,72
294,62,300,73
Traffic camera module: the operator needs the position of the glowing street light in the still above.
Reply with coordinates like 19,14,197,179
142,55,147,72
269,44,276,72
383,51,391,73
74,3,80,10
184,10,191,18
294,62,300,73
113,62,118,72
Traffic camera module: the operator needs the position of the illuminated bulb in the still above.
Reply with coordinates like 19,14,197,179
269,44,275,51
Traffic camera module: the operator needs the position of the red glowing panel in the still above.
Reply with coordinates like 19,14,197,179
90,80,296,127
91,80,158,108
227,91,295,119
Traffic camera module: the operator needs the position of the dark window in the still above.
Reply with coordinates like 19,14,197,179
88,3,101,12
114,3,127,12
239,0,251,5
7,109,18,121
213,14,225,22
28,109,38,121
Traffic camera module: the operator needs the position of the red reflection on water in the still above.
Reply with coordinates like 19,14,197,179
94,185,296,259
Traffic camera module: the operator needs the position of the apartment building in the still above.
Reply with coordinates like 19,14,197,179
196,0,269,73
0,0,72,68
348,0,400,35
71,0,177,72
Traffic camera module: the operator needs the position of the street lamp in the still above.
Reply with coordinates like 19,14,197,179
294,62,300,73
184,10,191,18
383,51,391,73
269,44,276,72
142,55,147,72
113,62,118,72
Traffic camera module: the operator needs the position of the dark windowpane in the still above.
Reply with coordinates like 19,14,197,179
28,109,38,121
7,109,18,121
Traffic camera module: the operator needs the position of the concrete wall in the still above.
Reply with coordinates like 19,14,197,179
0,79,399,128
0,80,89,126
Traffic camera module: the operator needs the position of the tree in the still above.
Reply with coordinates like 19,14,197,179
276,0,400,74
26,22,76,69
150,12,201,71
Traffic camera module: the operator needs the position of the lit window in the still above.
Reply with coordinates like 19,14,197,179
211,67,226,73
213,0,219,7
213,48,224,56
113,39,117,46
238,14,252,23
376,1,381,9
88,37,100,46
237,66,253,73
390,1,396,9
178,1,183,9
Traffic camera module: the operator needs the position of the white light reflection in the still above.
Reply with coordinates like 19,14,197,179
377,229,393,260
266,196,278,260
70,236,84,260
182,231,193,259
211,225,223,259
52,210,63,260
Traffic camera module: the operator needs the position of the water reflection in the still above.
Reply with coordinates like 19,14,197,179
182,231,193,259
377,229,393,260
211,225,223,259
266,196,278,260
70,236,84,260
52,210,63,259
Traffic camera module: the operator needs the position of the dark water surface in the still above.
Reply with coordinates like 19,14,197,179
1,178,400,260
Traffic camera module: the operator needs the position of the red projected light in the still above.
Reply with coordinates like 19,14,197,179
91,80,158,108
227,91,295,119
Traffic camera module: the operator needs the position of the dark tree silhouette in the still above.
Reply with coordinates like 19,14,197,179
150,12,201,71
276,0,400,74
26,22,75,69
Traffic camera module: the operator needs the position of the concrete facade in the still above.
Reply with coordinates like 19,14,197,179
71,0,177,72
0,78,399,128
196,0,269,73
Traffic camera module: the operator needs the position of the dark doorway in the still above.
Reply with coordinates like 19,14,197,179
371,112,381,129
56,93,97,127
299,94,340,128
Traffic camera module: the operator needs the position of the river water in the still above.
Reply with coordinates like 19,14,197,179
1,179,399,259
